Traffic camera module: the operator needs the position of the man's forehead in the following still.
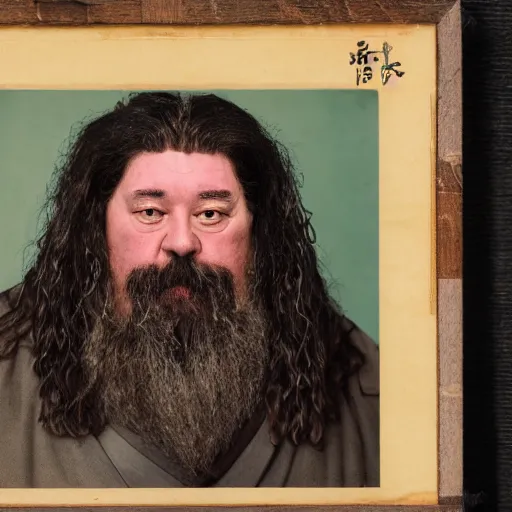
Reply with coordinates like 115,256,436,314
118,150,242,197
126,150,236,175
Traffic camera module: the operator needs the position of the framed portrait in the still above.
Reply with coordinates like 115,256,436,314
0,0,462,510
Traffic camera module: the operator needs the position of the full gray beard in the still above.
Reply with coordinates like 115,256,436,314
82,297,269,476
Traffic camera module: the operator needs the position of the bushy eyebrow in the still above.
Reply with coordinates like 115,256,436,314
130,189,234,203
131,189,166,200
198,190,233,202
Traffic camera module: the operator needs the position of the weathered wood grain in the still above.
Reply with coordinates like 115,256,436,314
88,0,141,23
438,279,463,502
0,0,456,25
437,158,462,279
436,1,463,505
437,1,463,281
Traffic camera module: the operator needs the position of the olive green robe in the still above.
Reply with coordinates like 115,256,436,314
0,285,379,501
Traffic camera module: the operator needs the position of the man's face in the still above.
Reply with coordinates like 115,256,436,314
92,150,266,474
106,150,253,312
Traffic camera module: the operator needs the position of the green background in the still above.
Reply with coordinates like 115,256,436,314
0,90,379,342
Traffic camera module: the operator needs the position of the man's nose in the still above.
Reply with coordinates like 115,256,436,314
161,214,201,258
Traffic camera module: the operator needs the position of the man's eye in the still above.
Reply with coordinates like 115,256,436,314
198,210,223,223
136,209,164,223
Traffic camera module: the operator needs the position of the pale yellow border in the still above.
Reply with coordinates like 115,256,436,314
0,24,437,507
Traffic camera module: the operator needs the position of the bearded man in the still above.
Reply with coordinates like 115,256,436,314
0,92,379,488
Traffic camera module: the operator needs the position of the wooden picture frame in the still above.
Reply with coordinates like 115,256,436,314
0,1,462,511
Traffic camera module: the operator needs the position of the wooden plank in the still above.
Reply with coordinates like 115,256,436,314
436,1,463,505
438,279,463,503
437,0,463,281
0,0,141,24
89,0,142,23
0,0,456,25
437,159,462,280
141,0,182,23
36,1,88,23
0,0,40,24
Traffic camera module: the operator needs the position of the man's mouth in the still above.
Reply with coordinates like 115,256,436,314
166,286,192,300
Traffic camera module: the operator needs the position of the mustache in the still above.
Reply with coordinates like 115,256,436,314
124,255,237,306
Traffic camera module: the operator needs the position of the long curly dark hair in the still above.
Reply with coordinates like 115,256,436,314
0,91,363,446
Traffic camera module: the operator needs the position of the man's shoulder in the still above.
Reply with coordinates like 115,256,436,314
342,316,379,396
0,282,33,351
0,282,24,309
337,317,380,486
0,333,38,392
0,289,39,416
